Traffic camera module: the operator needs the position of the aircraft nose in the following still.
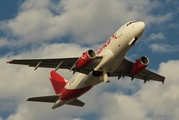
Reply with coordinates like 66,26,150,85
138,21,145,32
136,21,145,37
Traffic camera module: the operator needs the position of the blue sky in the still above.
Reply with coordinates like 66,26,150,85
0,1,19,21
0,0,179,120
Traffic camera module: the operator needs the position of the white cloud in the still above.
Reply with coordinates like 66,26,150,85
159,60,179,82
73,118,84,120
0,0,174,47
0,0,178,120
95,93,148,120
149,43,179,53
0,117,3,120
0,43,91,120
134,59,179,120
1,42,179,120
147,33,165,41
0,38,8,47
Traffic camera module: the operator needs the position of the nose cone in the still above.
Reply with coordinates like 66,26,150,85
138,21,145,31
136,21,145,37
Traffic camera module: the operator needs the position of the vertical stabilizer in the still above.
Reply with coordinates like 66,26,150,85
49,70,67,94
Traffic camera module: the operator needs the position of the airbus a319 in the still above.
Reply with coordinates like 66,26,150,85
7,20,165,109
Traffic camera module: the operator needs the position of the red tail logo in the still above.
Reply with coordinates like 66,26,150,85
49,70,68,94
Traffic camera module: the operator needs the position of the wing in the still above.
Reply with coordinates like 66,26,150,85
110,58,165,84
7,56,102,75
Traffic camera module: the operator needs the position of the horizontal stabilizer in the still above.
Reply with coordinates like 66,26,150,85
27,95,60,103
66,99,85,107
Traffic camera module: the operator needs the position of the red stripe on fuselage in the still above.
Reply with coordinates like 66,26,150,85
60,86,92,100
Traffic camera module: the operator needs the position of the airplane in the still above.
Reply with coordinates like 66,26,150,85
7,20,165,109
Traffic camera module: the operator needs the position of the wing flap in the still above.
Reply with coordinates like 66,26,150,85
27,95,60,103
66,99,85,107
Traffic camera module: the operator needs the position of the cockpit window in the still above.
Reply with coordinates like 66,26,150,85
126,20,137,26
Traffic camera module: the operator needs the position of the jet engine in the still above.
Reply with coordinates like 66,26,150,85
130,56,149,76
76,49,96,70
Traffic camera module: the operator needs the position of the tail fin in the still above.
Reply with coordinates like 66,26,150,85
49,70,68,94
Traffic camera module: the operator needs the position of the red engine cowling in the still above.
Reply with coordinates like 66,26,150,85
130,56,149,76
76,49,96,70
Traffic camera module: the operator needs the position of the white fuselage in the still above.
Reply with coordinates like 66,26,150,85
57,21,145,106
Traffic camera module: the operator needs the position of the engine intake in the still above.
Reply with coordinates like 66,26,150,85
140,56,149,65
130,56,149,76
76,49,96,70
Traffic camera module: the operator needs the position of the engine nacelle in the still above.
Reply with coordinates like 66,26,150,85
130,56,149,76
76,49,96,70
